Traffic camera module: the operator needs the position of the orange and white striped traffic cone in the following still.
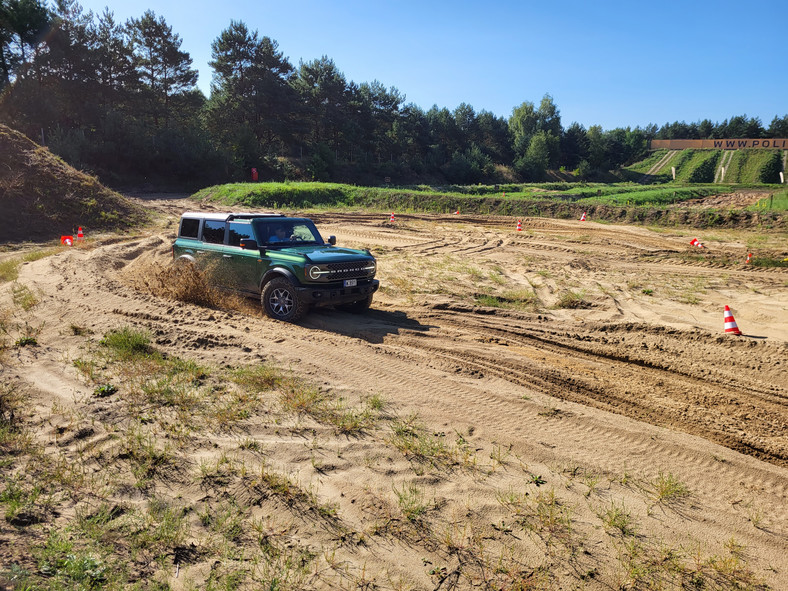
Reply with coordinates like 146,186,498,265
745,252,752,264
689,238,704,248
579,212,586,221
389,212,395,223
76,227,84,242
723,305,742,335
516,219,522,231
454,209,460,215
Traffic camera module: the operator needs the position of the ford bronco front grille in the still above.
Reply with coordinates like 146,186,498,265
326,261,374,280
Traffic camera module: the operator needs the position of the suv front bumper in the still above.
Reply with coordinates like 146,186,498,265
298,279,379,308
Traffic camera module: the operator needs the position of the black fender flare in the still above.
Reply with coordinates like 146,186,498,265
261,267,299,291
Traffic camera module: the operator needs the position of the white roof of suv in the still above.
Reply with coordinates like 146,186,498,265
180,212,284,221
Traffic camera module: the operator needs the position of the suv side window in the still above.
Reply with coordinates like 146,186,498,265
227,221,255,247
179,217,200,239
202,220,225,244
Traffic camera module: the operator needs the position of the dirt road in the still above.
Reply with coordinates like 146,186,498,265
3,204,787,589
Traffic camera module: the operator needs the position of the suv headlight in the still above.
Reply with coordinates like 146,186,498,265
308,265,331,280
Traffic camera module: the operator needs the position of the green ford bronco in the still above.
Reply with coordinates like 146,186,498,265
172,212,379,321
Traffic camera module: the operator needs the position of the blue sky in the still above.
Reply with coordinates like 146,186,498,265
74,0,787,131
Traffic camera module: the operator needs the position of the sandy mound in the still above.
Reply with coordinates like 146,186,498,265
0,124,147,243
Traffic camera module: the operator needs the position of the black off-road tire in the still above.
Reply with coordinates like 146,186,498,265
261,277,307,321
337,294,373,314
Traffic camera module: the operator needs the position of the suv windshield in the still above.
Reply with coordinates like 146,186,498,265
255,219,324,246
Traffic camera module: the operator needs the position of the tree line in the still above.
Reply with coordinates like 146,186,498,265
2,0,788,188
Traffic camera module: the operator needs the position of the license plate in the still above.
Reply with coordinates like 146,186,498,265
343,279,357,287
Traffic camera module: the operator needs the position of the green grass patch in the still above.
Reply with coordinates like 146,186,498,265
0,249,60,283
748,189,788,213
12,283,38,311
230,364,282,391
554,290,590,309
750,255,788,268
389,414,457,471
99,326,158,361
672,150,720,183
0,259,21,282
650,472,690,505
624,150,669,174
729,150,779,183
475,288,539,310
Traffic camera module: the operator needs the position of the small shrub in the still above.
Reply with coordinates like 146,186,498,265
94,384,118,398
12,283,38,310
393,482,429,521
0,259,21,282
555,290,590,309
750,256,788,268
230,365,282,391
651,471,690,504
389,414,456,470
100,326,156,361
600,501,637,536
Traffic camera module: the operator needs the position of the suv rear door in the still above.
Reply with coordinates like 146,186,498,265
197,219,227,276
222,220,267,295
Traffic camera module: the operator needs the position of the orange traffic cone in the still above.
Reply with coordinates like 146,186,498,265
579,212,586,221
723,305,742,335
689,238,705,248
454,209,459,215
60,235,74,246
745,252,752,264
516,219,522,231
389,212,395,223
76,227,84,242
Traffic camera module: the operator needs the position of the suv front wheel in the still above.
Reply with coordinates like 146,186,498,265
262,277,306,322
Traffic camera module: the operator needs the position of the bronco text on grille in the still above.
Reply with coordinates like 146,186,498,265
325,261,376,279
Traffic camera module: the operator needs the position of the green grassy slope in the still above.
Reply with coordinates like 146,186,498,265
191,181,785,228
626,148,785,184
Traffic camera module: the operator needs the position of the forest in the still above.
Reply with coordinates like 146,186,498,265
2,0,788,189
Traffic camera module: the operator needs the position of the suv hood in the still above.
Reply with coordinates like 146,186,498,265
275,245,373,263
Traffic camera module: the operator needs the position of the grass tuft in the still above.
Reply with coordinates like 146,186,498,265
651,471,690,505
100,326,157,361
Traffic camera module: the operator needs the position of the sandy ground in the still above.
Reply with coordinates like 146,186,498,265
1,198,787,590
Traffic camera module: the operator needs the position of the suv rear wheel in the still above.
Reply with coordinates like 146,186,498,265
261,277,306,322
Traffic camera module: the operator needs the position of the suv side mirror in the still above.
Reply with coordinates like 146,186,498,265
240,239,258,250
327,235,336,245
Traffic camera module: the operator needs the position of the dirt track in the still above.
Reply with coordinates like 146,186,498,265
3,202,788,589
